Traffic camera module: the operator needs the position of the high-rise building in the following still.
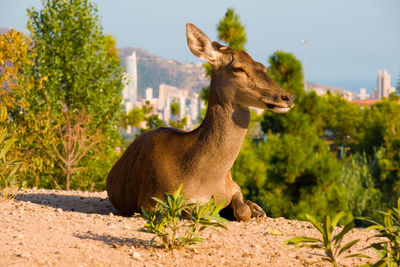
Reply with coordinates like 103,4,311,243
358,88,368,100
372,70,395,99
122,51,138,111
158,84,188,122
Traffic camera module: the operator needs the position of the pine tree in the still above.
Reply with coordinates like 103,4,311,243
217,8,247,51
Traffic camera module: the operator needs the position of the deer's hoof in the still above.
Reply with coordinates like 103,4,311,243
245,200,266,218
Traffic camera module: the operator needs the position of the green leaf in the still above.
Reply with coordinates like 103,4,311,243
343,253,370,259
283,236,321,245
331,211,345,231
266,229,282,235
305,214,324,235
338,239,360,256
333,221,355,246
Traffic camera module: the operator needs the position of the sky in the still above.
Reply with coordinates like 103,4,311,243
1,0,399,94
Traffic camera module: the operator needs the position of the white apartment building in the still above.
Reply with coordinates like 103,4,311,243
141,84,201,129
122,51,138,112
372,70,395,99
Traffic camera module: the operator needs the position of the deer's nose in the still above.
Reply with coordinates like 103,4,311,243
279,94,294,106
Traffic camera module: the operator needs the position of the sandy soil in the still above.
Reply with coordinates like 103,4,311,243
0,189,380,267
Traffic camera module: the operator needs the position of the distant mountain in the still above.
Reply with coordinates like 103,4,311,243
306,81,355,99
0,28,10,35
118,47,208,98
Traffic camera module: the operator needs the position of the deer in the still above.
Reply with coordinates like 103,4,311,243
106,23,294,221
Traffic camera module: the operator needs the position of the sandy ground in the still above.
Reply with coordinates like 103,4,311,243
0,189,380,267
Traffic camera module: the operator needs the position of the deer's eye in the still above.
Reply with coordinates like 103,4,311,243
232,67,245,72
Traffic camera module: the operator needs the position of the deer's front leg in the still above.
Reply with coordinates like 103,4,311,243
227,172,266,221
245,199,266,218
231,191,251,221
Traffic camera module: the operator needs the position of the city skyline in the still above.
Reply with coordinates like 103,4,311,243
1,0,399,94
372,70,395,100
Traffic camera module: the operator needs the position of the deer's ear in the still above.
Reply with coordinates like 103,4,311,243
186,23,219,64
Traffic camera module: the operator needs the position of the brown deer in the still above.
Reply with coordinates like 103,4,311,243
106,23,294,221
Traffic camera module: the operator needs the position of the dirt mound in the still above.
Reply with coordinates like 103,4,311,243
0,189,378,266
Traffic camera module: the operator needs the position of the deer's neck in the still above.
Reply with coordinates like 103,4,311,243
192,80,250,175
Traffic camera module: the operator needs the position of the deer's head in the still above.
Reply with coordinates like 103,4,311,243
186,23,294,113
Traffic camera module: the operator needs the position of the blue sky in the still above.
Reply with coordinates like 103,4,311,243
1,0,399,93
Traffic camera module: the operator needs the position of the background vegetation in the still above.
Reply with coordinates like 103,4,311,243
1,1,399,225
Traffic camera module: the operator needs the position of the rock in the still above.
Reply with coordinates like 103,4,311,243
132,251,141,260
56,208,63,213
112,243,121,249
16,251,31,258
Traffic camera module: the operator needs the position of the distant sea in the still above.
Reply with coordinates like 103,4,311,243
314,79,376,94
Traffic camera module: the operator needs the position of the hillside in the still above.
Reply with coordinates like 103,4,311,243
118,47,209,98
0,189,380,266
0,28,9,35
306,81,355,98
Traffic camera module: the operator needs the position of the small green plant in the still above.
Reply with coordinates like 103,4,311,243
284,212,368,266
0,127,22,199
360,197,400,267
139,185,229,250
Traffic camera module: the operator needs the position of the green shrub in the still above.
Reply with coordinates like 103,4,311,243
138,185,229,250
284,212,368,266
340,153,381,219
360,198,400,266
0,127,22,199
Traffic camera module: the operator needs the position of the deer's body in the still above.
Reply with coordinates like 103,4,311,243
107,24,294,221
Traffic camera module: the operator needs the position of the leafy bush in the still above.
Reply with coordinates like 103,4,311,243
139,185,229,250
0,127,22,199
360,198,400,266
233,132,349,222
284,212,367,266
340,153,381,219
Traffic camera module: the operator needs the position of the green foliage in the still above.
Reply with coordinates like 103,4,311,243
16,0,125,189
284,212,368,266
320,92,362,145
267,51,305,99
356,99,400,206
144,114,166,130
168,98,187,130
200,86,210,106
217,8,246,51
340,154,381,219
139,185,229,250
234,132,349,222
122,107,146,129
262,51,316,137
360,198,400,266
0,29,41,115
0,127,22,199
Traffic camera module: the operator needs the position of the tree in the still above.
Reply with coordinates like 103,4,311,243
262,51,318,136
0,29,49,188
19,0,124,189
43,107,103,190
356,98,400,207
168,98,187,129
319,92,362,149
217,8,247,51
0,29,44,120
267,51,305,99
